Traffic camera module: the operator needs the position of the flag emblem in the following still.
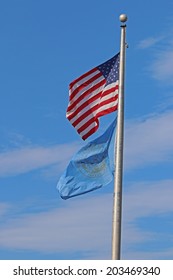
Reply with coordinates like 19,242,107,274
66,53,120,140
57,119,116,199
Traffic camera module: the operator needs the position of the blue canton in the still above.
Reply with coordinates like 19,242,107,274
97,53,120,86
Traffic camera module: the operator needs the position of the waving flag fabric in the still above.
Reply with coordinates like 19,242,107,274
66,53,119,140
57,119,116,199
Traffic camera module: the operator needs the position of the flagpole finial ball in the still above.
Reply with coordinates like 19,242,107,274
119,14,128,23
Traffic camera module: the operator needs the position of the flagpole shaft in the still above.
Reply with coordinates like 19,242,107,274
112,14,127,260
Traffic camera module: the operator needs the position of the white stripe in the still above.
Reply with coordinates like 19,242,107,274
70,69,100,95
71,87,119,126
67,82,104,116
70,98,100,127
67,81,118,119
77,83,117,110
69,75,105,106
70,89,118,129
69,80,118,114
78,98,118,136
102,81,118,93
67,80,118,118
100,89,118,103
96,100,118,114
80,121,98,138
98,81,118,103
75,110,96,130
76,98,118,132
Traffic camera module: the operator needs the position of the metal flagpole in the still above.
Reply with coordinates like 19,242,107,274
111,14,127,260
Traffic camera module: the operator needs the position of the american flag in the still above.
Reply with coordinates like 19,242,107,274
66,53,120,140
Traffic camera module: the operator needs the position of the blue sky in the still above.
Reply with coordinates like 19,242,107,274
0,0,173,260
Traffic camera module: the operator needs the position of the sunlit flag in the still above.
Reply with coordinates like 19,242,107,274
66,53,119,140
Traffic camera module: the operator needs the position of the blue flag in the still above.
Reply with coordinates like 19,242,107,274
57,119,116,199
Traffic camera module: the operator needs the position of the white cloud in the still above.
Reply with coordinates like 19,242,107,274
124,110,173,170
0,203,11,217
122,179,173,259
124,180,173,220
137,36,164,49
0,180,173,259
1,110,173,177
150,48,173,82
137,34,173,84
0,142,80,177
124,248,173,260
0,194,113,259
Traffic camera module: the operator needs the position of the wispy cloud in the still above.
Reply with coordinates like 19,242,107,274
0,143,80,177
1,110,173,177
137,36,164,49
122,180,173,259
150,47,173,82
0,194,113,259
124,180,173,220
0,180,173,259
137,32,173,84
124,110,173,170
124,247,173,260
0,203,11,217
140,34,173,83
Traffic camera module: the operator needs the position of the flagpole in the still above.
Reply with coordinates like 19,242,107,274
111,14,127,260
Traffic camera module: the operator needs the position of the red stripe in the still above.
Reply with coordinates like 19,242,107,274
81,120,99,140
67,79,105,114
68,93,118,128
69,67,98,89
96,104,118,118
99,95,118,108
72,103,98,127
77,117,98,134
67,92,101,121
77,102,117,138
69,72,103,100
101,84,119,98
67,55,120,140
96,96,118,116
